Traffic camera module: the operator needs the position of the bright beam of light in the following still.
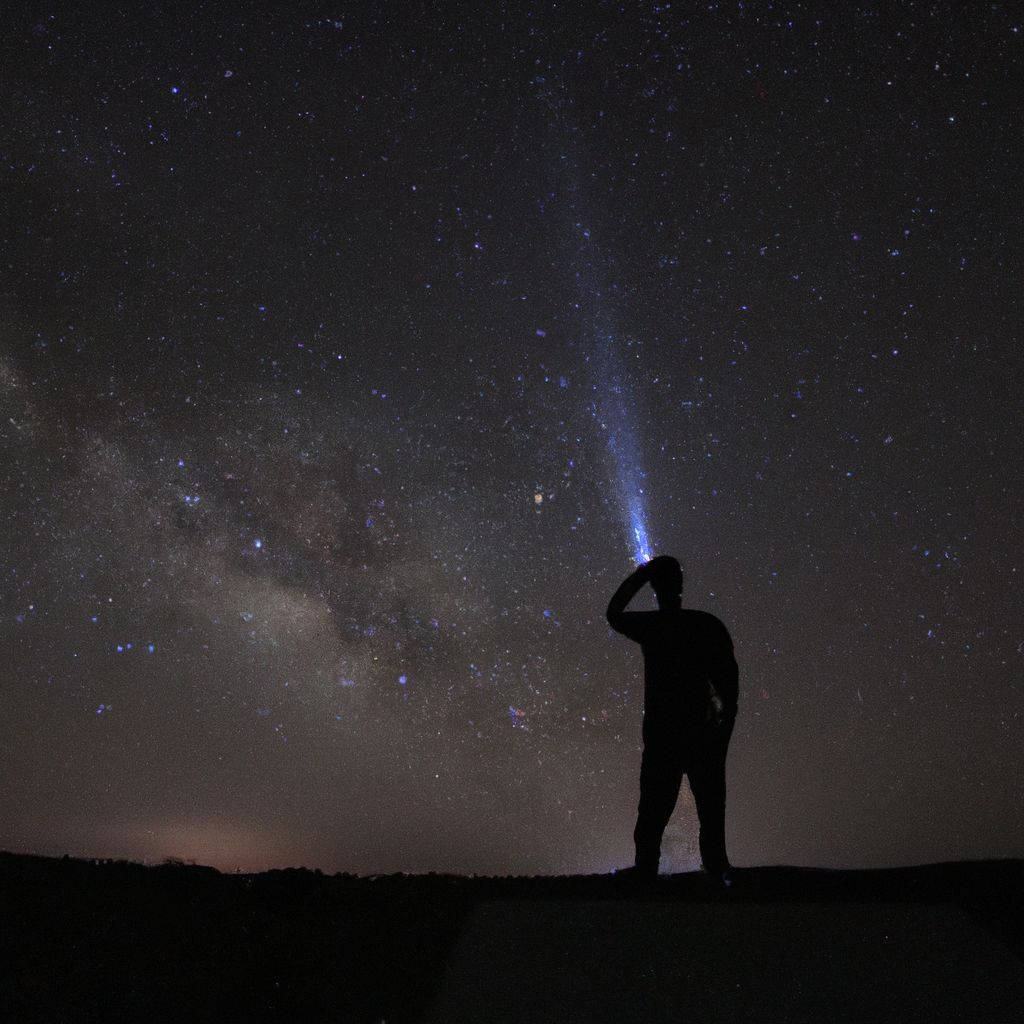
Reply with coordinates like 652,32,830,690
629,500,653,565
592,330,654,566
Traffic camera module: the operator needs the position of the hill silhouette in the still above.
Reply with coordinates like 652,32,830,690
2,851,1022,1022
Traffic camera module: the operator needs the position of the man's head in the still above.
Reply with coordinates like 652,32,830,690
647,555,683,610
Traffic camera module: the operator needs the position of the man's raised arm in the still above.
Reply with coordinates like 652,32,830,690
606,563,651,635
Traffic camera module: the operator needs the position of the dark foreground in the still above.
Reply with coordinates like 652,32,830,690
3,852,1022,1023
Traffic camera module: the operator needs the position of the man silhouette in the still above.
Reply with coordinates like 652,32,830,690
607,555,739,881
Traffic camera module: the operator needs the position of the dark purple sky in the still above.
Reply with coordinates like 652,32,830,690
2,3,1021,874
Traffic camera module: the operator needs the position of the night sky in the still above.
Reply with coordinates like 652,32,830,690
3,3,1022,876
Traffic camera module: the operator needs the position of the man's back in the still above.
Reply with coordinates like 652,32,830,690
607,606,738,724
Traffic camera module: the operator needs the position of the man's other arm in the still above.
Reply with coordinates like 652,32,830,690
711,619,739,718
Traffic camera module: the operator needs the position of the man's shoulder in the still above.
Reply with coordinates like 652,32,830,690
680,608,731,633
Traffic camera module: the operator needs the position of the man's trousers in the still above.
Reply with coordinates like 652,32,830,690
633,715,735,875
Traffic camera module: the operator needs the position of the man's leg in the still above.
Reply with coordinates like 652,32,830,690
633,744,684,876
688,718,734,873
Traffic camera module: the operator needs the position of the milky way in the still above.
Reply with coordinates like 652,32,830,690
2,4,1022,874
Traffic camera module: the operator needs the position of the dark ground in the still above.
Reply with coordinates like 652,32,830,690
2,851,1022,1023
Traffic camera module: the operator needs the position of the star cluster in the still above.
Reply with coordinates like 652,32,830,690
1,3,1021,874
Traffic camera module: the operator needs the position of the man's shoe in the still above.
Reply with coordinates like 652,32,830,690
701,863,735,889
612,865,658,882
